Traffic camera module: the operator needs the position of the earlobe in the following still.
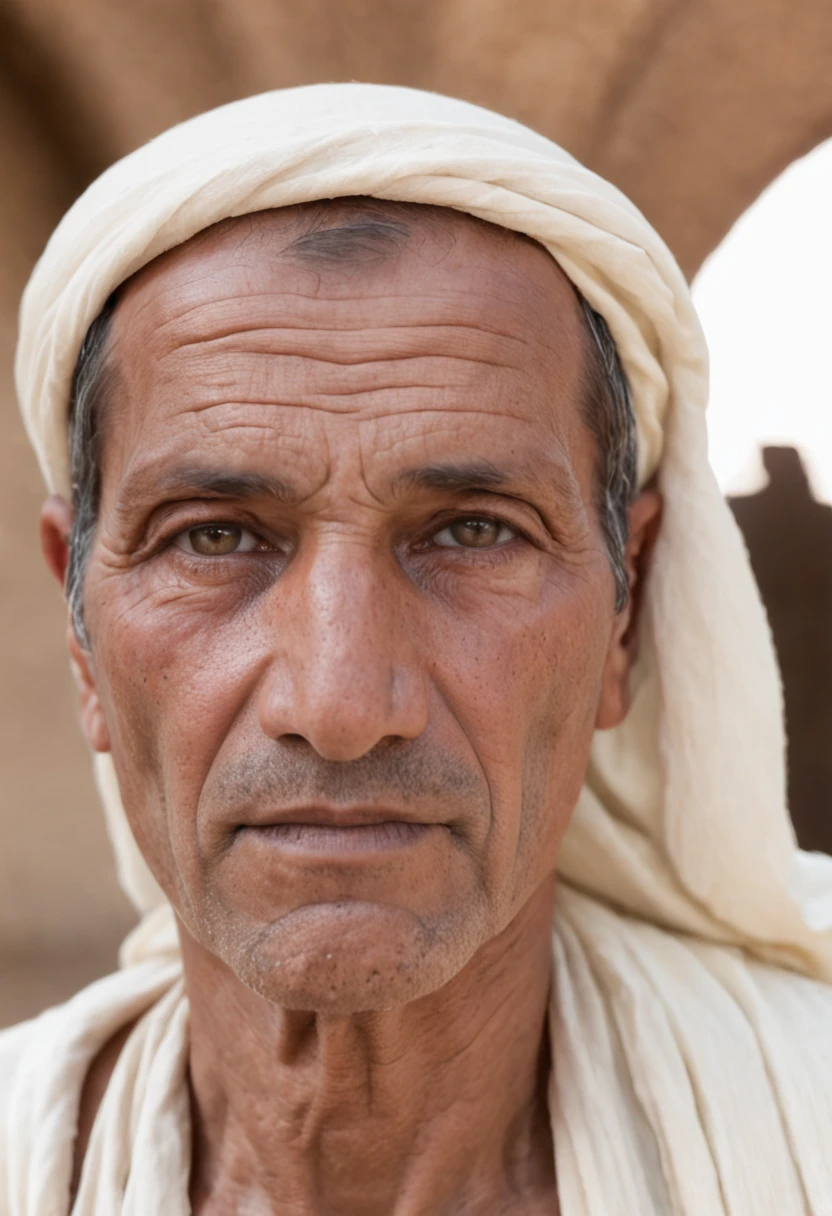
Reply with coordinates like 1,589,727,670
67,624,111,753
594,628,632,730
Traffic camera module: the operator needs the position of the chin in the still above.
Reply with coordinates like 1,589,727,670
224,900,477,1015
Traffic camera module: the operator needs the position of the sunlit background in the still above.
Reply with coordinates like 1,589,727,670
694,137,832,504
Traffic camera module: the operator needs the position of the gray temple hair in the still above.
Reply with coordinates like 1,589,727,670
65,209,637,646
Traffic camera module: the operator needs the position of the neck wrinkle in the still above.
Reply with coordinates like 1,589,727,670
183,879,558,1215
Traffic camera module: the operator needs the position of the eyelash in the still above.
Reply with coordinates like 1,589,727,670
163,512,529,562
421,517,519,551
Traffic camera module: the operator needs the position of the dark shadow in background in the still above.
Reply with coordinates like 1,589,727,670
729,446,832,854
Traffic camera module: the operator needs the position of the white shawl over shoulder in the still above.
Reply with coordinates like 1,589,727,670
4,84,832,1215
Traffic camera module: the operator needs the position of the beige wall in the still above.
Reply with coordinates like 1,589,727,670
2,0,831,1028
0,391,134,1028
0,88,134,1025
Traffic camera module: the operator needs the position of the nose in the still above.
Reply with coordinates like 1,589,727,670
257,538,430,762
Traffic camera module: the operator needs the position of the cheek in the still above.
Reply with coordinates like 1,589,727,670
86,541,611,922
428,554,612,755
87,572,269,897
425,560,612,902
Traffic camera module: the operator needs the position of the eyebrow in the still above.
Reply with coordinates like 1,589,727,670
392,458,582,512
118,457,581,523
392,460,514,495
118,466,299,511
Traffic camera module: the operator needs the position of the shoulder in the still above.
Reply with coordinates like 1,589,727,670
68,1017,137,1204
744,952,832,1055
0,1005,133,1214
693,945,832,1168
0,1014,56,1208
0,960,181,1212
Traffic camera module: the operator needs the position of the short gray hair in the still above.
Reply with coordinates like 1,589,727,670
66,216,637,644
578,295,638,610
66,289,120,647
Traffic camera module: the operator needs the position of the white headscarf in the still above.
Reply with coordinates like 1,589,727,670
4,83,832,1215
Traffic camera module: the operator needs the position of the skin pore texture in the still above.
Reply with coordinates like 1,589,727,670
41,203,660,1215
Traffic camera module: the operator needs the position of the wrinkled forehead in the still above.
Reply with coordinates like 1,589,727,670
100,200,596,446
111,199,588,341
17,87,691,500
94,200,599,505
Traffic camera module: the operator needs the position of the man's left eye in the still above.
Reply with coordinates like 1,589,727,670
432,517,517,549
173,524,260,557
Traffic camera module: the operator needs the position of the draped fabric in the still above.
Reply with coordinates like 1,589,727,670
3,83,832,1214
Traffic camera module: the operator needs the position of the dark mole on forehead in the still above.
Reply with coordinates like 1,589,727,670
279,217,412,269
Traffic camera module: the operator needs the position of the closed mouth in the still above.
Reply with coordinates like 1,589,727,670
238,819,441,853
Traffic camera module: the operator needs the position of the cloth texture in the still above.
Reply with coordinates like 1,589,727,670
4,82,832,1214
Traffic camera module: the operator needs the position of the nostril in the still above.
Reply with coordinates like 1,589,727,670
280,734,308,747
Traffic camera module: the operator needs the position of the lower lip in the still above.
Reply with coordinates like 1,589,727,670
239,821,440,854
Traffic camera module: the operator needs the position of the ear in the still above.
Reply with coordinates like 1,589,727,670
40,494,111,754
595,487,662,731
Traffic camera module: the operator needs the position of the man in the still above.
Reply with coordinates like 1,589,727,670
3,84,831,1215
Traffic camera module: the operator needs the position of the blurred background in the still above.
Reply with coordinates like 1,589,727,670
1,0,830,1027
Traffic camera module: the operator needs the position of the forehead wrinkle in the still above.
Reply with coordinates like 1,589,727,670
102,214,590,492
166,325,530,366
112,198,581,364
147,291,539,339
165,335,523,376
117,294,538,399
178,382,518,421
186,402,568,438
112,258,561,401
172,338,532,410
161,337,536,420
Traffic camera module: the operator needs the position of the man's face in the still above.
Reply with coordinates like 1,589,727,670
59,206,640,1012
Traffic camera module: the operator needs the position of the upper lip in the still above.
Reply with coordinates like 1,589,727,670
241,805,433,829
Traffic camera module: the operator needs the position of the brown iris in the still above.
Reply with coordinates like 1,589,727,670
448,518,504,548
188,525,244,556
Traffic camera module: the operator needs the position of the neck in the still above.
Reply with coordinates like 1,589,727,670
182,880,557,1216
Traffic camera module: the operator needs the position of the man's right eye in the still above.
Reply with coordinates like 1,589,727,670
174,524,260,557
